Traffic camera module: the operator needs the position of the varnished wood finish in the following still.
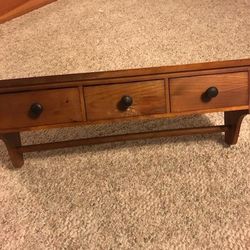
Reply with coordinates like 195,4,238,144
164,79,171,113
248,69,250,109
0,0,28,15
0,133,23,168
84,80,166,120
0,0,56,23
0,59,249,167
170,72,249,112
0,105,248,134
0,59,250,89
17,125,228,153
1,67,250,94
78,86,86,121
0,88,83,130
224,110,249,145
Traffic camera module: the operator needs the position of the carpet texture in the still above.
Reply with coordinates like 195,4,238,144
0,0,250,249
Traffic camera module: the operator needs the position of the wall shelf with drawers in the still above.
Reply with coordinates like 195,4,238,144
0,59,249,167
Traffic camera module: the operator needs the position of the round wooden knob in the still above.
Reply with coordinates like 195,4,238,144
202,87,219,102
120,95,133,110
29,103,43,118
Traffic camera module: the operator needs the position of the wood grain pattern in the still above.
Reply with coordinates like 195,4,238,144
78,86,86,121
84,80,166,121
0,59,249,167
164,79,171,113
0,105,248,134
0,88,83,130
170,72,249,112
0,59,250,90
1,67,250,95
0,0,56,23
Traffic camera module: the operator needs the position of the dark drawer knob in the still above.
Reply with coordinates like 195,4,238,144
119,95,133,111
29,103,43,118
202,87,219,102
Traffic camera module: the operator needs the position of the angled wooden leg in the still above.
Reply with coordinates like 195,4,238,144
224,110,249,145
0,132,24,168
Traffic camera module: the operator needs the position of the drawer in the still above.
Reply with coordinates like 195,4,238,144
170,72,249,112
84,80,166,120
0,88,83,130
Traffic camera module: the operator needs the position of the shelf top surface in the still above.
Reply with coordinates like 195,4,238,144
0,0,250,81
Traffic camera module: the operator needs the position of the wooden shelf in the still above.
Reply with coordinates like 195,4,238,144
0,0,56,23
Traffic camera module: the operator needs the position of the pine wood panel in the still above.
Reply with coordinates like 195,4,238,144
84,80,166,121
0,88,83,130
1,67,250,95
170,72,249,112
0,105,248,133
0,59,250,167
1,59,250,90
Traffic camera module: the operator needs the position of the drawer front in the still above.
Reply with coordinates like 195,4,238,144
170,72,249,112
84,80,166,121
0,88,83,130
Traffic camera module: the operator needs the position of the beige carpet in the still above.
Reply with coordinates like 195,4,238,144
0,0,250,249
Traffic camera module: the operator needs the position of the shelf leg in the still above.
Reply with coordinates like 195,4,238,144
224,110,249,145
0,132,24,168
